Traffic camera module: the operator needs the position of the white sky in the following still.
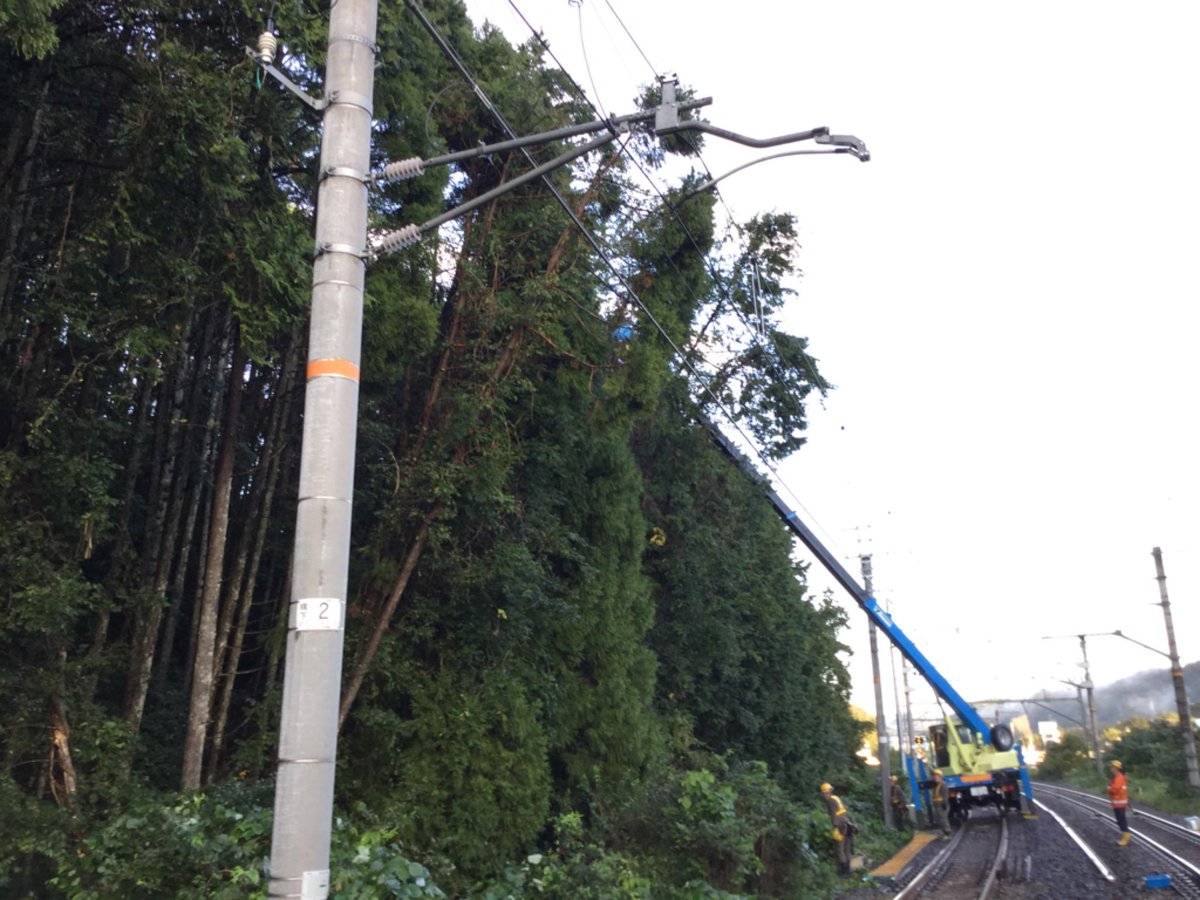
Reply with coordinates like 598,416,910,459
461,0,1200,724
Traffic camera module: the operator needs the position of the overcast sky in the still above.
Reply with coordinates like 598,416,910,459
461,0,1200,725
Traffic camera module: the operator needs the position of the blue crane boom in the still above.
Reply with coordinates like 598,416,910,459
701,417,996,743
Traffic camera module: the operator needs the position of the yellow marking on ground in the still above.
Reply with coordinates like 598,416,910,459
870,832,938,877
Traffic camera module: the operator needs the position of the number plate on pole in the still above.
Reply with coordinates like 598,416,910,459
295,597,344,631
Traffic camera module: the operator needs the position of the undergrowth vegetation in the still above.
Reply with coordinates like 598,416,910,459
1035,714,1200,814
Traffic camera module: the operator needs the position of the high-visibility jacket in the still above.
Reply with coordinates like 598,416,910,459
932,779,947,805
824,793,851,834
1108,771,1129,808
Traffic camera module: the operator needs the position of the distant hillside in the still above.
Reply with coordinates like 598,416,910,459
1002,660,1200,731
1094,659,1200,725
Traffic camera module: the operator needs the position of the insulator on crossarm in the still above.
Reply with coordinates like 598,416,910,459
256,31,278,65
374,224,422,258
377,157,425,184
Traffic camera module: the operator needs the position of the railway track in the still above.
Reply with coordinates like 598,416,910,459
1034,782,1200,858
893,810,1008,900
1033,781,1200,899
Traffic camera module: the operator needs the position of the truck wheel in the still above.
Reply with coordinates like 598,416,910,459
991,724,1014,751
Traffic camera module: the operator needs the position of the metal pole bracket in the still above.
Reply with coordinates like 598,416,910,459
322,166,370,183
314,241,369,260
245,48,328,112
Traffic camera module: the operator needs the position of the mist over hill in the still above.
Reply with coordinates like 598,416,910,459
992,660,1200,733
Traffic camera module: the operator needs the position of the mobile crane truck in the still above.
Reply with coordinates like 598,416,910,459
701,415,1034,824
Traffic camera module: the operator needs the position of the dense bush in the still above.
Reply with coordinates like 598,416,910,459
1034,730,1093,781
1035,716,1200,814
2,779,445,899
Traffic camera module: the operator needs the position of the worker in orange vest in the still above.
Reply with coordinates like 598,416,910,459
1108,760,1131,846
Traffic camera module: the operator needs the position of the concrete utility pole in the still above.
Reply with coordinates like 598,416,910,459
902,655,916,758
862,555,893,828
1077,636,1104,778
268,0,378,895
1151,547,1200,788
889,640,906,773
1045,632,1106,777
1059,680,1091,741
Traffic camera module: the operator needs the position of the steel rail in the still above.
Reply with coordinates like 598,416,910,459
893,815,1010,900
892,827,965,900
978,815,1009,900
1035,788,1200,893
1030,797,1116,883
1034,782,1200,847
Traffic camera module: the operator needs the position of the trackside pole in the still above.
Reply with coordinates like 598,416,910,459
863,555,893,828
1152,548,1200,789
268,0,378,896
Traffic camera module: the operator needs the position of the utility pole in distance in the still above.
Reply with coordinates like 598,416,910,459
267,0,377,895
1077,635,1104,778
1043,632,1106,777
862,555,893,828
1151,547,1200,788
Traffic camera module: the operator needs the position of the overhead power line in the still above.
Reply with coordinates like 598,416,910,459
500,0,850,556
415,0,854,564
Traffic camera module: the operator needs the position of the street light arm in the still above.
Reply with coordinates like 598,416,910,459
661,119,829,150
657,119,869,159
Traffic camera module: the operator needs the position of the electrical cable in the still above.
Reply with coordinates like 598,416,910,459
602,0,658,81
404,0,688,376
501,3,839,542
576,2,608,119
410,0,845,559
507,1,773,362
514,3,843,555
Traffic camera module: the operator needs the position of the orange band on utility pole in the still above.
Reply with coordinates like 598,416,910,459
306,358,361,382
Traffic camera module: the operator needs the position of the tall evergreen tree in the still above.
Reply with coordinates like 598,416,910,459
1,2,866,891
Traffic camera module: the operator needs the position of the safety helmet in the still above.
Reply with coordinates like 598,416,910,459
819,782,833,793
1110,760,1123,770
932,769,942,776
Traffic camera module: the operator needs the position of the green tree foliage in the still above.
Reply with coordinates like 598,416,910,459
2,1,867,895
1107,716,1186,780
0,0,66,59
636,397,860,795
1035,730,1092,781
